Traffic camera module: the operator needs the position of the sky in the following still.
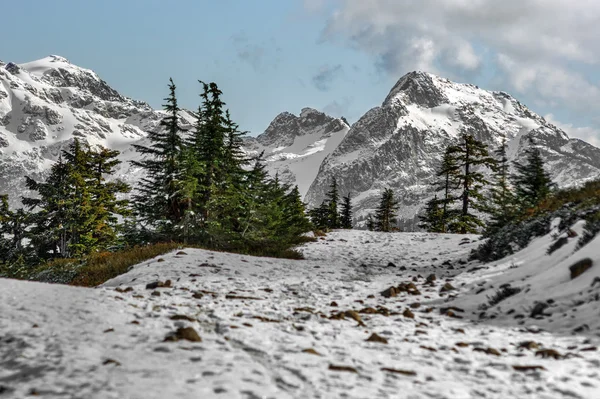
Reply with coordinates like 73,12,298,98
2,0,600,145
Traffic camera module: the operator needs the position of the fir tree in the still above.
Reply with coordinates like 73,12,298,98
131,78,185,235
512,137,555,214
325,178,341,229
418,195,444,232
446,134,497,234
433,147,461,232
375,188,399,232
309,201,330,230
486,139,516,234
340,192,353,229
0,195,31,264
366,214,375,231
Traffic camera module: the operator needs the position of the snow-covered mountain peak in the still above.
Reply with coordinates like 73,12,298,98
246,108,349,197
306,71,600,229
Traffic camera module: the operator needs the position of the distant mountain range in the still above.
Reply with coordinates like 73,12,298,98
2,56,599,228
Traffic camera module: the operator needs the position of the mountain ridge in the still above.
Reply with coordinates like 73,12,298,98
1,56,599,230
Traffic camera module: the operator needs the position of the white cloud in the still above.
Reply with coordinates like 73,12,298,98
317,0,600,128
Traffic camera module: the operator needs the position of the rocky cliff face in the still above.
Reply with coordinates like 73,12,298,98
0,55,194,206
304,71,600,229
244,107,349,197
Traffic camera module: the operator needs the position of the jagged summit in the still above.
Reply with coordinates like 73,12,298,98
383,71,447,108
246,108,349,196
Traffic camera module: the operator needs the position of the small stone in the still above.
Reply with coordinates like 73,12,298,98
176,251,188,255
192,292,204,299
366,333,388,344
440,283,456,292
518,341,540,350
381,367,416,376
426,274,436,283
403,309,415,319
151,291,161,297
328,364,358,373
157,258,166,262
302,348,322,356
330,301,338,307
569,258,593,279
530,302,549,318
165,327,202,342
381,286,398,298
535,349,562,359
387,262,396,268
513,365,546,372
102,358,121,366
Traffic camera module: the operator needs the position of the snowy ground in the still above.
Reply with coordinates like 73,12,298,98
1,229,600,398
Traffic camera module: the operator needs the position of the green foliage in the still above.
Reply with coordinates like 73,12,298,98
418,195,445,232
340,192,353,229
446,134,497,234
577,210,600,250
432,148,461,232
512,137,555,214
325,178,341,229
22,139,130,259
485,139,516,235
131,78,186,238
374,188,399,232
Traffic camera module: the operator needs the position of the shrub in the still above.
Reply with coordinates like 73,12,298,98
487,285,522,308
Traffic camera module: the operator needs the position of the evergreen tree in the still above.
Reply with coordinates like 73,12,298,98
433,147,461,232
340,192,353,229
131,78,185,235
23,140,129,258
512,137,555,214
325,178,341,229
446,134,497,234
309,201,330,230
486,139,516,234
366,214,375,231
418,195,445,232
374,188,399,232
0,195,31,264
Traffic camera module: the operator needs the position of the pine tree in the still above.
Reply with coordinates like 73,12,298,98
486,139,516,234
340,192,353,229
131,78,185,235
366,214,375,231
375,188,399,232
23,140,129,258
446,134,497,234
512,137,555,214
325,178,341,229
0,195,31,264
309,201,330,230
418,195,445,232
433,147,461,232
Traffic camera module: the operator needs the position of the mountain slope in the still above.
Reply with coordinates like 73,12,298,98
244,107,349,197
0,55,194,206
305,72,600,228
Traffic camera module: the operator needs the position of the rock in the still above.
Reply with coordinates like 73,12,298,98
440,283,456,292
381,367,416,376
512,365,546,372
518,341,540,350
102,358,121,366
366,333,388,344
151,291,161,297
403,309,415,319
328,364,358,373
547,236,568,255
164,327,202,342
409,303,421,309
400,266,407,271
591,277,600,287
192,292,204,299
535,349,562,359
302,348,322,356
381,286,398,298
330,301,338,307
569,258,593,279
145,280,172,289
530,302,549,318
387,262,396,267
176,251,187,255
426,274,436,283
169,315,196,322
473,347,501,356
